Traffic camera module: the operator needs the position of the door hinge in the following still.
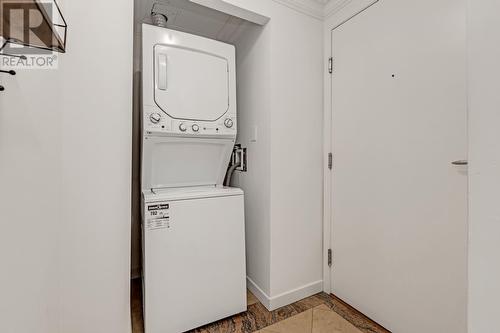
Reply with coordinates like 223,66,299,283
328,153,333,170
328,249,332,267
328,57,333,74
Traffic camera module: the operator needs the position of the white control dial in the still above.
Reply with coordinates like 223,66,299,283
224,118,234,128
179,123,187,132
192,124,200,132
149,113,161,124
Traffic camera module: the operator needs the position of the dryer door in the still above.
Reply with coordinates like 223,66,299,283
154,45,230,121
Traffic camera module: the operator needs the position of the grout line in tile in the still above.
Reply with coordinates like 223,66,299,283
311,307,314,333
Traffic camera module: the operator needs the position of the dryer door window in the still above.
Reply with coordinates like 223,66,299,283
154,45,230,121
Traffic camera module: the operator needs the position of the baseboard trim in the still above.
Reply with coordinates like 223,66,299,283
247,277,323,311
246,277,272,309
330,293,392,333
269,280,323,310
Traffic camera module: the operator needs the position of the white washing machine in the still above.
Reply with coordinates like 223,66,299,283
141,24,246,333
142,187,246,333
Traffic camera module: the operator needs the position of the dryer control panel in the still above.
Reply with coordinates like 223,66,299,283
144,107,236,137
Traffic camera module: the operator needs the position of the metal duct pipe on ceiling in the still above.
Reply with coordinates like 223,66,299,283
151,12,168,27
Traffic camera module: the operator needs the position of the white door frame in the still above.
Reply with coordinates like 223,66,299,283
322,0,380,294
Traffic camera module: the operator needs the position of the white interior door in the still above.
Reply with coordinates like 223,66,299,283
330,1,467,332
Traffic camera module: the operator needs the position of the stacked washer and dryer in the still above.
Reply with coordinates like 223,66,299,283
141,24,247,333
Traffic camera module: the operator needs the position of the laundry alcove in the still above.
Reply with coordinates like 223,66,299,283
132,2,325,331
131,0,270,289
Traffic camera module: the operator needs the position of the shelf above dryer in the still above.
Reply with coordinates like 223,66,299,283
139,0,269,45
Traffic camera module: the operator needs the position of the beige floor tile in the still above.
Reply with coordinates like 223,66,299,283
312,305,362,333
247,289,260,306
257,329,281,333
265,309,313,333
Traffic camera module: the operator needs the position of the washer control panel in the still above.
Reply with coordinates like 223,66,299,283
144,107,236,136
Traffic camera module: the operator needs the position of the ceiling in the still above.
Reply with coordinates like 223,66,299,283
136,0,263,43
135,0,349,37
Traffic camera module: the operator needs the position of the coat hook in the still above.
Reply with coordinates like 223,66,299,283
0,69,16,75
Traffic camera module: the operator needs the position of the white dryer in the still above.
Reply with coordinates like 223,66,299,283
142,23,237,136
141,24,246,333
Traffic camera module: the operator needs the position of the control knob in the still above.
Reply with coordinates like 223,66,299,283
224,118,234,128
149,113,161,124
179,123,187,132
192,124,200,132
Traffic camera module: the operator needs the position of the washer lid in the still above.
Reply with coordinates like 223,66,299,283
142,135,234,190
154,44,230,121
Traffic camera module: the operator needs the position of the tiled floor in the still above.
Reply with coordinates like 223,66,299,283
131,279,390,333
256,305,366,333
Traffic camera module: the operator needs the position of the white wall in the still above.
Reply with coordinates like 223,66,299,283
0,52,62,333
467,0,500,331
268,5,323,300
233,21,273,295
0,0,133,332
229,0,324,309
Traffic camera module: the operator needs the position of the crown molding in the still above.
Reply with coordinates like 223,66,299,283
324,0,353,18
270,0,355,20
271,0,327,20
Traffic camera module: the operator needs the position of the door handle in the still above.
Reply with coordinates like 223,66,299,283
452,160,468,166
157,54,167,90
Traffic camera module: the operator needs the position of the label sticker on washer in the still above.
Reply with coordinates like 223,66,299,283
146,203,170,230
148,203,169,211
